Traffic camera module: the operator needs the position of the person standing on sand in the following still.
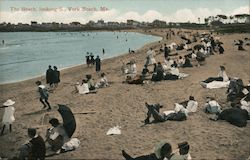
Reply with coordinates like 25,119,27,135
1,99,15,136
36,81,51,110
53,66,60,87
90,53,95,66
95,55,101,73
164,43,170,59
46,65,54,87
86,52,90,67
146,48,157,65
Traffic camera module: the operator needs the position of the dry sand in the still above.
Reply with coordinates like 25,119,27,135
0,29,250,159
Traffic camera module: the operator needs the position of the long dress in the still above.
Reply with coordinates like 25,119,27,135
2,106,15,125
146,50,156,65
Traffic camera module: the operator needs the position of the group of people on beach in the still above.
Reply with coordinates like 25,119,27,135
119,29,249,129
85,52,102,73
1,28,249,160
46,65,60,88
122,30,227,85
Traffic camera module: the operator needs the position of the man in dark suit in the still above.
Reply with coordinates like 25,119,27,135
19,128,46,160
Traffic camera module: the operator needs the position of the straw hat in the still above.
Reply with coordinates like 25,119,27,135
3,99,15,106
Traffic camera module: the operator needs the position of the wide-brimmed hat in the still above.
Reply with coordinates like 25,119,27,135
3,99,15,106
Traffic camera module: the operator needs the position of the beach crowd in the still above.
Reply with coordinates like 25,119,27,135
0,28,250,160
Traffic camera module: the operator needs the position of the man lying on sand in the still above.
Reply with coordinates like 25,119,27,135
144,96,198,125
122,141,191,160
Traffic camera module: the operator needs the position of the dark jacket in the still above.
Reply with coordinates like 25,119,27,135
218,108,248,127
95,57,101,72
46,68,53,84
29,135,46,160
53,70,60,83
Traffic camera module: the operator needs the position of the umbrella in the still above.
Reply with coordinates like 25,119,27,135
58,104,76,138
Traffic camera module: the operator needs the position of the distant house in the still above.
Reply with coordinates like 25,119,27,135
86,20,95,27
107,22,120,28
152,20,166,28
31,21,38,27
127,20,140,27
41,22,53,28
96,19,105,27
70,22,82,28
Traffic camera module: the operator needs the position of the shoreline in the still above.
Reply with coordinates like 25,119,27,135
0,29,162,86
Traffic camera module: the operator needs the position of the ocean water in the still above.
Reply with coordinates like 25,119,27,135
0,31,161,84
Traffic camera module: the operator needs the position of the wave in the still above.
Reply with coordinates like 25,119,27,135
0,58,51,67
0,43,22,50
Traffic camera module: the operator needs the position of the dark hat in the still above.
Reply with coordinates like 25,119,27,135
220,65,225,70
28,128,36,137
49,118,59,126
101,73,106,77
189,96,195,100
178,141,190,155
86,74,92,79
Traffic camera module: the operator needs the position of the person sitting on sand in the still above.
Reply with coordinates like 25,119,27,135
201,65,229,84
124,74,144,85
210,104,249,127
196,49,206,64
127,60,137,75
18,128,46,160
95,73,109,89
177,56,185,67
36,81,52,110
121,61,129,74
164,64,179,80
182,55,193,68
218,45,224,54
141,65,150,79
171,142,192,160
226,78,246,103
204,97,222,114
74,79,90,94
152,62,164,82
86,74,96,91
176,96,198,115
46,118,69,152
163,58,174,71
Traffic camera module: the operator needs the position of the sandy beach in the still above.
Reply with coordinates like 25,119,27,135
0,28,250,159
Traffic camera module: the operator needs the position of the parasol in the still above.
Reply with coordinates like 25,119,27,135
58,104,76,138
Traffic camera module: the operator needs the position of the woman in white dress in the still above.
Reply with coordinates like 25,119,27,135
1,99,15,135
146,48,157,65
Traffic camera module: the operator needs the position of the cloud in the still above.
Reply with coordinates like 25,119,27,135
231,6,249,15
0,6,249,24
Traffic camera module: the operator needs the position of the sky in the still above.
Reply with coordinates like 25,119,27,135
0,0,249,24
